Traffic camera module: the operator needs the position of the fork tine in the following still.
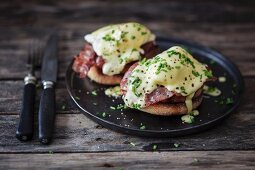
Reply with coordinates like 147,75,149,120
27,40,32,66
32,39,43,68
37,41,43,66
36,40,40,67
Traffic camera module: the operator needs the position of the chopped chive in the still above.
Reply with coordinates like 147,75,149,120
93,102,98,105
91,90,97,96
97,112,107,118
192,70,200,77
226,97,234,105
129,142,136,146
132,103,141,109
119,58,124,64
152,144,157,150
174,143,180,148
102,112,107,117
110,106,116,110
193,158,199,162
140,125,146,130
61,105,66,110
203,69,213,78
75,96,80,100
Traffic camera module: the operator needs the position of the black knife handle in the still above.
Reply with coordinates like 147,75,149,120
39,81,56,145
16,75,36,141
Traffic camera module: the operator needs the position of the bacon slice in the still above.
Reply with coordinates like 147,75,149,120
96,56,105,68
72,42,158,78
72,44,96,78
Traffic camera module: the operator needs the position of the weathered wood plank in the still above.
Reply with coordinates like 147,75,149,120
1,0,255,27
0,104,254,153
0,151,255,170
0,80,78,114
0,23,255,79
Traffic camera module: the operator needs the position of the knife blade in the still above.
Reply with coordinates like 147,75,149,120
39,33,58,144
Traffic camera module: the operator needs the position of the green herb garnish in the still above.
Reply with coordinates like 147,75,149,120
181,115,194,124
174,143,180,148
121,31,128,39
140,125,146,130
180,86,187,94
97,112,107,118
226,97,234,105
192,70,200,77
132,103,141,109
61,105,66,110
203,69,213,78
131,77,142,97
110,106,116,110
152,144,157,150
102,34,115,41
129,142,136,146
91,90,97,96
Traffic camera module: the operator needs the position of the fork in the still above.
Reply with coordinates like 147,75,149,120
16,40,43,141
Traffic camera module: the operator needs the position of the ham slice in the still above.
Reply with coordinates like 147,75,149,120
120,62,213,107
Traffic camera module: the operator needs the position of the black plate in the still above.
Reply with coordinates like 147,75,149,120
66,37,244,137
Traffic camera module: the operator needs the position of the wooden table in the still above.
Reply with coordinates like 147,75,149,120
0,0,255,169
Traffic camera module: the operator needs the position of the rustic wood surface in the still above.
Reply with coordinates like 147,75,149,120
0,0,255,169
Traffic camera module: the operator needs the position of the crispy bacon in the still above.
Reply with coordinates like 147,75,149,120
72,44,96,78
96,56,105,68
72,42,158,78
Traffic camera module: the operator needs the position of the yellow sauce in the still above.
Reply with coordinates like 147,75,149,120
203,85,221,97
123,46,211,109
104,86,122,98
85,22,155,76
185,92,195,113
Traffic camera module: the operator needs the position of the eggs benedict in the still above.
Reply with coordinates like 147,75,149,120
72,22,158,85
121,46,215,116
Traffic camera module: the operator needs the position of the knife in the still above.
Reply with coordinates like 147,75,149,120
39,33,58,144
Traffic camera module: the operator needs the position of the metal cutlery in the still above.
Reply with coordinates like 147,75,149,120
16,40,43,141
38,33,58,144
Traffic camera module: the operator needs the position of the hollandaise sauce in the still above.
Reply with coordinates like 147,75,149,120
85,22,155,76
123,46,213,112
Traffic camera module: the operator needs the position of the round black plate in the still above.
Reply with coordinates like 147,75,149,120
66,37,244,137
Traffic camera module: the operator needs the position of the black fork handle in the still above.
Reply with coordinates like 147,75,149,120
16,75,36,141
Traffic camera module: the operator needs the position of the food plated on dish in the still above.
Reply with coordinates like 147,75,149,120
120,46,215,116
72,22,158,85
66,24,243,137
